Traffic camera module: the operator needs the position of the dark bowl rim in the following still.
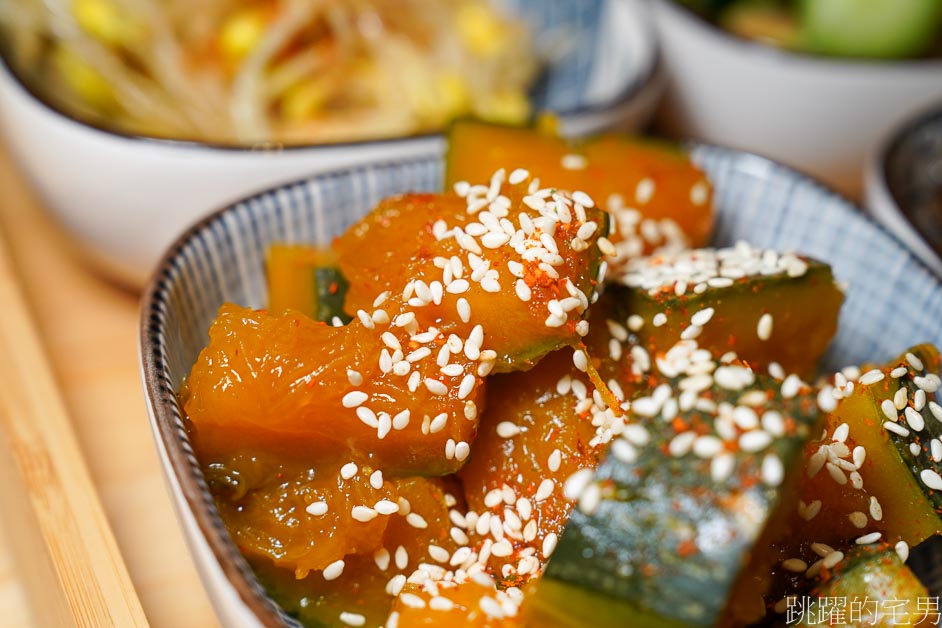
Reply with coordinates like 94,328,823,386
0,0,660,154
139,140,942,627
876,100,942,203
655,0,942,71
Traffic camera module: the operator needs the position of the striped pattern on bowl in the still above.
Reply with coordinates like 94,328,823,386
141,145,942,626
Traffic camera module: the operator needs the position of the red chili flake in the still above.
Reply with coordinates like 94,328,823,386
676,539,698,558
329,282,339,295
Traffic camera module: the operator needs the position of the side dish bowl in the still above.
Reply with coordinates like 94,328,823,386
651,0,942,198
0,0,661,288
141,144,942,627
866,102,942,277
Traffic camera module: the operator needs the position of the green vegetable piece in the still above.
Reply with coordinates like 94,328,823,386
542,359,823,626
800,0,942,59
616,244,843,380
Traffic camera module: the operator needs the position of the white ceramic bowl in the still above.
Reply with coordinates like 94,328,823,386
652,0,942,198
0,0,661,288
866,102,942,277
141,145,942,627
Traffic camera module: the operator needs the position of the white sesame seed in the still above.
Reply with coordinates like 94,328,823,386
342,390,367,408
689,307,715,327
782,558,808,572
762,454,785,487
904,406,926,431
339,611,365,626
711,453,735,483
859,369,885,385
652,313,667,328
781,374,803,399
341,462,359,479
690,181,709,206
822,550,844,569
826,462,847,485
896,541,910,563
853,445,867,468
932,439,942,462
916,374,941,393
883,421,910,437
911,442,922,456
373,499,398,516
425,378,448,396
881,399,898,421
921,468,942,490
635,178,655,204
352,506,377,522
496,422,520,438
535,478,555,501
669,432,697,457
572,350,588,373
407,513,428,529
869,496,883,521
391,409,410,431
400,593,426,609
895,387,909,410
848,511,868,528
561,154,587,170
739,430,773,453
323,559,345,581
915,389,927,411
907,352,925,371
891,366,908,378
545,449,562,473
811,542,835,558
391,547,408,572
508,168,529,185
306,501,328,516
832,423,850,443
455,441,470,462
757,313,773,341
800,500,822,521
850,470,864,489
429,413,448,434
347,369,363,386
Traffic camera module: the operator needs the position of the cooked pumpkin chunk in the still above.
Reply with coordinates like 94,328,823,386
797,544,932,627
186,176,609,473
334,184,609,372
781,345,942,555
615,243,844,379
209,458,397,578
266,244,350,323
541,351,823,627
392,577,521,627
445,120,714,270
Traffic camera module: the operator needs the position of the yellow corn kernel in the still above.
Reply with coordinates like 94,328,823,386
51,46,114,110
456,3,507,57
281,81,329,122
73,0,136,47
474,89,530,125
219,8,267,61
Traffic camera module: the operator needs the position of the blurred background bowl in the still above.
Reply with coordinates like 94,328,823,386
652,0,942,198
866,101,942,277
0,0,661,288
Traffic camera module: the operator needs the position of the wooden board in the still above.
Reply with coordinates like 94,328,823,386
0,141,219,627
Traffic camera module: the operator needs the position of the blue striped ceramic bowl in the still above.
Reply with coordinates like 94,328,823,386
140,145,942,627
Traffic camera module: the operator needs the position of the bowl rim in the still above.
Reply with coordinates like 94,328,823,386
866,100,942,277
654,0,942,71
140,141,942,627
0,0,660,154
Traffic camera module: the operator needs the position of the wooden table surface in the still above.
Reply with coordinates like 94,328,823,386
0,140,219,627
